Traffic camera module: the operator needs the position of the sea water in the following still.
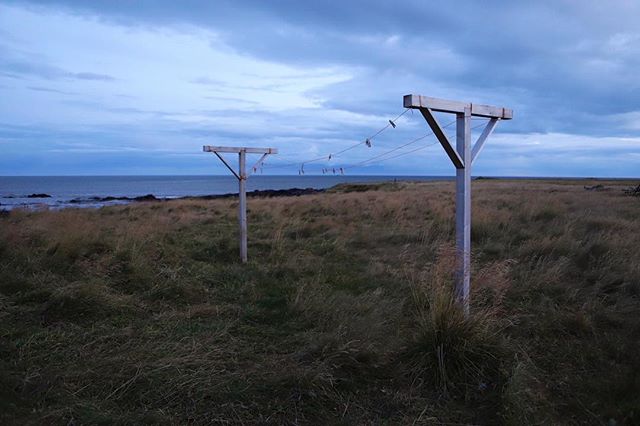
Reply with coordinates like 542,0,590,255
0,175,449,210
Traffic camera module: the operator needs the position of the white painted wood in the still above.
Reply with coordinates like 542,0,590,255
404,94,513,119
419,108,465,169
471,118,499,165
204,146,278,154
238,150,248,263
455,107,472,316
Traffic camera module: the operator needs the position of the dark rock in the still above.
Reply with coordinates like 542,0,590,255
69,194,157,203
27,193,51,198
66,188,322,206
248,187,323,198
185,187,324,200
133,194,158,202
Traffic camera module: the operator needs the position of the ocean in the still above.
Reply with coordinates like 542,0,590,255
0,175,450,210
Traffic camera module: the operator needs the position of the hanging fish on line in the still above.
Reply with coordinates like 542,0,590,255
389,119,396,128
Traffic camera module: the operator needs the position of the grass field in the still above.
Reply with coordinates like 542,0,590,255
1,179,639,425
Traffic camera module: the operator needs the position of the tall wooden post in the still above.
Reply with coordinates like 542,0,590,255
238,150,248,263
403,95,512,316
455,107,471,314
203,146,277,263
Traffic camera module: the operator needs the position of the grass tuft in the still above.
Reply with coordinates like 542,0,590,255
403,250,511,395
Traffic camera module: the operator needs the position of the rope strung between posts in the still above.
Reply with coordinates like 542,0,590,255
261,109,409,173
256,113,490,175
323,121,488,173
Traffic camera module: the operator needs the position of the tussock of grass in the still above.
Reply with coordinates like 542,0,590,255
1,179,639,424
403,251,511,395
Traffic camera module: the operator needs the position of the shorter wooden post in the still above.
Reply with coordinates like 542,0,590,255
238,150,248,263
203,145,277,263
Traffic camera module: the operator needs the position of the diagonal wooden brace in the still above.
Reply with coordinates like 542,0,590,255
419,107,465,169
471,118,499,165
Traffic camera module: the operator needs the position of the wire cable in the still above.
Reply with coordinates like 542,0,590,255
352,119,456,167
336,120,490,172
260,114,491,174
261,108,409,170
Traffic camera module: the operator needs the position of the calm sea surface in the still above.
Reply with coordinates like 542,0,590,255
0,175,450,210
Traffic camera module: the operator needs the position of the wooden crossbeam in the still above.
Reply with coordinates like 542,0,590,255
203,146,278,154
404,94,513,119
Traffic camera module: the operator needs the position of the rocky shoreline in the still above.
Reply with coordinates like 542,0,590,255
1,187,325,212
67,187,325,204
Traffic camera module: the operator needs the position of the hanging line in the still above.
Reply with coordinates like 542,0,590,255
352,119,456,167
331,108,409,157
333,120,489,173
331,119,455,171
347,141,440,169
262,108,409,170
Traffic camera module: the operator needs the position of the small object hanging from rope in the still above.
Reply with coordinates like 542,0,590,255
365,138,372,147
388,119,396,128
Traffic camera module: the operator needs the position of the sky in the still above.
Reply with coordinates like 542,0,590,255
1,1,639,177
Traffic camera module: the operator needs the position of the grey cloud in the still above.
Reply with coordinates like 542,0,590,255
28,85,76,95
20,0,636,137
191,76,221,85
74,72,116,81
2,0,639,176
0,59,116,82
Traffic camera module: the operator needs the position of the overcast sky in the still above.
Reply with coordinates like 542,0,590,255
1,1,639,176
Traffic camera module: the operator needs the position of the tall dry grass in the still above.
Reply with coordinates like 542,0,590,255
1,179,639,424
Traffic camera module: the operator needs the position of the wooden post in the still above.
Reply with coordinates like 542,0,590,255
403,95,512,316
203,146,277,263
238,150,248,263
455,107,471,314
